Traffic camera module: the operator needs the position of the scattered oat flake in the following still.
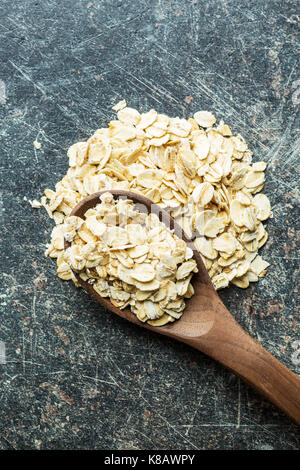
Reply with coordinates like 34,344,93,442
29,199,42,209
112,99,126,111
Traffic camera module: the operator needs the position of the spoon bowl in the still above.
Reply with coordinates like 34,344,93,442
65,190,300,425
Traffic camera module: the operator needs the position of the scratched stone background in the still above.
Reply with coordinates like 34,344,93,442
0,0,299,450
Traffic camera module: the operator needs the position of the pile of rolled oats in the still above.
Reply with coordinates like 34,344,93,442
42,100,271,299
61,192,197,326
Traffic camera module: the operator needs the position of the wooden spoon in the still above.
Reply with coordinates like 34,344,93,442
65,190,300,425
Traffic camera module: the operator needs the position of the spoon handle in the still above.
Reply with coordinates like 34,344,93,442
184,302,300,425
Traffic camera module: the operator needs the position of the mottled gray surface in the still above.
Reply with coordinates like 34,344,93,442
0,0,299,450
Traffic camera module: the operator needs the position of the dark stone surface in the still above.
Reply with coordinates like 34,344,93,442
0,0,299,450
